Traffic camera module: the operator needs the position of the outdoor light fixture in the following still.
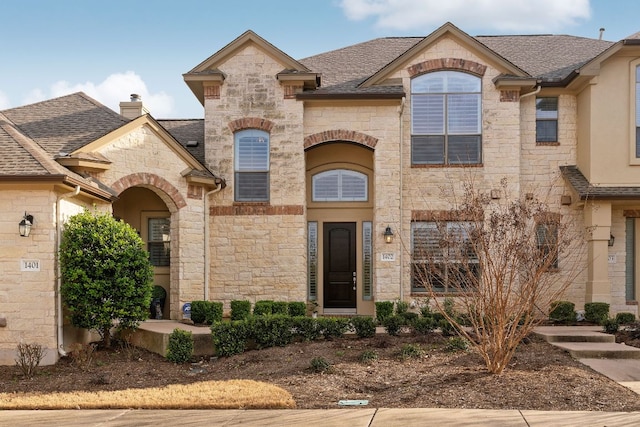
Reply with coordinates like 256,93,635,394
384,226,394,243
608,234,615,247
19,213,34,237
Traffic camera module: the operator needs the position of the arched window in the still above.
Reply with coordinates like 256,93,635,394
234,129,269,201
312,169,368,202
411,71,481,165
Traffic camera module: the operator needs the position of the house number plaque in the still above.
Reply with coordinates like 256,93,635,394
20,259,41,272
380,253,395,262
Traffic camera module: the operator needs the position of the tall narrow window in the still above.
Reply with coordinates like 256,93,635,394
536,222,559,269
626,218,636,301
636,66,640,157
411,71,482,165
536,97,558,143
307,222,318,301
148,217,170,267
362,221,373,300
235,129,269,201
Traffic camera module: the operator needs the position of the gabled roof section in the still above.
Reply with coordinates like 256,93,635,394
184,30,316,105
1,92,129,157
361,22,528,88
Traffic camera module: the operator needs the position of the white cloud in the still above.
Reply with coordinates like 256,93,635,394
22,72,175,117
339,0,591,33
0,91,10,110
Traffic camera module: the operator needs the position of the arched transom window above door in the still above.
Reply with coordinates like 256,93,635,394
312,169,368,202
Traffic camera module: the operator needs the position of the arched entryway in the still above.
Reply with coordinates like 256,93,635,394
113,187,171,319
305,141,375,316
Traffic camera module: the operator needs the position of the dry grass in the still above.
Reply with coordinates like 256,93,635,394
0,380,295,410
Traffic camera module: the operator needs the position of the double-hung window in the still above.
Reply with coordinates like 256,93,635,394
536,97,558,143
411,221,479,293
535,221,559,269
411,71,482,165
235,129,269,202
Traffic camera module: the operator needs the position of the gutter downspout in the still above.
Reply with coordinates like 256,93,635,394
204,182,223,301
398,97,406,301
56,185,81,357
520,84,541,100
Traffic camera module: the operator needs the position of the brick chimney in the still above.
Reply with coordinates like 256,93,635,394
119,94,149,119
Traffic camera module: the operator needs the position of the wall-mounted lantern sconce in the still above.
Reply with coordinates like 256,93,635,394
384,226,394,244
608,234,615,247
19,213,34,237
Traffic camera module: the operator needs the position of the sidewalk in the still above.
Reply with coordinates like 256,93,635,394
2,408,640,427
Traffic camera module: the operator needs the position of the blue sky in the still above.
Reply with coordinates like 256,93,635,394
1,0,639,118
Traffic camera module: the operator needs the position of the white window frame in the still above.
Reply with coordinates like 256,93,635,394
234,129,270,202
312,169,368,202
536,97,559,143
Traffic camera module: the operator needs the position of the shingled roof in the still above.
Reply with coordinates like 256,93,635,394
298,31,614,95
561,165,640,200
157,119,205,165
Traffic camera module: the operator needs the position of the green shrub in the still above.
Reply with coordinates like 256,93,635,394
616,312,636,325
166,329,193,363
412,316,436,335
318,317,350,339
230,300,251,321
419,299,433,317
350,316,376,338
399,343,422,359
60,210,153,348
585,302,610,325
602,318,620,334
309,356,332,373
446,336,470,352
382,315,404,336
272,301,289,315
437,316,456,337
249,315,294,348
190,301,223,325
288,302,306,317
375,301,394,324
292,316,321,341
395,300,409,315
399,312,419,325
253,300,274,316
211,320,247,357
549,300,576,324
360,349,378,364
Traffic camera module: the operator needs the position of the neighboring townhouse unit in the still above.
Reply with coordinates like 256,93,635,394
1,22,639,364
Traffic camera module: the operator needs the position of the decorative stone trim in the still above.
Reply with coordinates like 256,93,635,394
411,210,482,222
303,130,378,150
211,204,304,216
111,173,187,210
408,58,487,77
187,184,203,200
500,90,519,102
228,117,274,133
204,85,221,99
283,84,303,99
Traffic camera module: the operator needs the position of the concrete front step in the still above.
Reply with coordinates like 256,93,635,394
551,342,640,359
533,326,615,343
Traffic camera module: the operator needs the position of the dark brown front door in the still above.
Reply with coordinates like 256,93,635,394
323,222,357,308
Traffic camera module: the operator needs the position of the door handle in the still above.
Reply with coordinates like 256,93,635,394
352,272,356,290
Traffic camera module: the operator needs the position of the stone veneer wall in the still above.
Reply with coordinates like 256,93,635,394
97,125,206,318
204,44,307,310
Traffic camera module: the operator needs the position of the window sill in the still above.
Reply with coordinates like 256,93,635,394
536,141,560,146
411,163,483,168
233,201,269,206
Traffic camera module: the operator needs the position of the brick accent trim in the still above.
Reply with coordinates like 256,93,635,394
111,173,187,210
408,58,487,77
228,117,275,133
534,212,561,223
303,130,378,150
500,90,519,102
204,85,221,99
411,210,482,222
624,210,640,217
210,204,304,216
284,84,303,99
187,184,203,200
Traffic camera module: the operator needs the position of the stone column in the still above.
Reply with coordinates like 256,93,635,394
584,201,612,303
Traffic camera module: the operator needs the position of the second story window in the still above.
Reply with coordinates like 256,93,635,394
235,129,269,202
636,66,640,157
536,97,558,143
411,71,482,165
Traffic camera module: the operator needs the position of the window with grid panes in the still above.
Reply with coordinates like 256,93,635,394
411,71,481,165
235,129,269,201
536,97,558,143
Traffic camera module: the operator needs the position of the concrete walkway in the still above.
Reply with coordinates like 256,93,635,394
2,408,640,426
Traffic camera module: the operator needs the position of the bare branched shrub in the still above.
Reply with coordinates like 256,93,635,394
68,342,96,370
15,342,46,378
412,176,585,374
